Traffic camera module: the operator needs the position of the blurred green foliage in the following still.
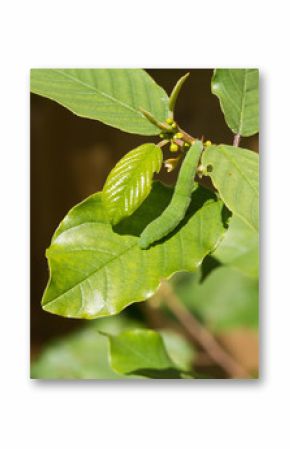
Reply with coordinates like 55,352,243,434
31,315,195,379
171,266,258,332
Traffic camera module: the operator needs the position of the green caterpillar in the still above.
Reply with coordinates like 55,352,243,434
139,140,203,249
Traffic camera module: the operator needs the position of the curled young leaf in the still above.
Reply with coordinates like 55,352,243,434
169,72,190,113
102,143,163,225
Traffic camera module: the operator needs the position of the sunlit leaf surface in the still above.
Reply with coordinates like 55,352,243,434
42,183,227,319
31,69,169,135
212,68,259,136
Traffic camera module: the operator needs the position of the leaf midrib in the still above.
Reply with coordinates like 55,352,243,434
44,239,137,306
44,199,218,307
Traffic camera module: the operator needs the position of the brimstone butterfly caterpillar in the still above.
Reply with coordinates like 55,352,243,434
139,140,203,249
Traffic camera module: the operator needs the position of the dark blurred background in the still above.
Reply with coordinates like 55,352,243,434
31,69,258,359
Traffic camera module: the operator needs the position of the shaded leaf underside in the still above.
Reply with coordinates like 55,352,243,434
213,214,259,278
173,266,258,332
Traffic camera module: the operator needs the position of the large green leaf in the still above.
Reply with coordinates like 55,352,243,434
212,69,259,136
42,182,227,319
102,144,163,225
172,266,259,332
213,215,259,278
30,69,169,135
202,145,259,231
106,328,189,378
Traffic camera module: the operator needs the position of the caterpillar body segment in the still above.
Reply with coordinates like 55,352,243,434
139,140,203,249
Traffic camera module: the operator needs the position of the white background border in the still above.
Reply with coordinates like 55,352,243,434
1,1,289,447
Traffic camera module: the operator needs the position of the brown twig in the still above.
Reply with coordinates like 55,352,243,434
177,126,196,145
233,133,241,147
158,281,251,379
157,139,170,148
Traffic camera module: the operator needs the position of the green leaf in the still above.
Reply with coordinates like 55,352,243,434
202,145,259,232
31,314,195,379
31,317,133,379
106,328,186,378
169,72,190,113
102,323,195,374
212,68,259,136
213,215,259,278
160,330,195,372
102,144,163,225
30,69,169,135
172,266,259,332
42,182,227,319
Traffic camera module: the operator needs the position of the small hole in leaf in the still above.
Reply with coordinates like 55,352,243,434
207,164,213,173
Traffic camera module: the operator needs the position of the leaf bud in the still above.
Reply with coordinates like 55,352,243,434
170,143,179,152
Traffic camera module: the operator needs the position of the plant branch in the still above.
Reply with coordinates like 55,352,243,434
233,133,241,147
158,281,251,379
139,108,171,132
139,111,216,194
176,126,196,144
157,139,170,148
